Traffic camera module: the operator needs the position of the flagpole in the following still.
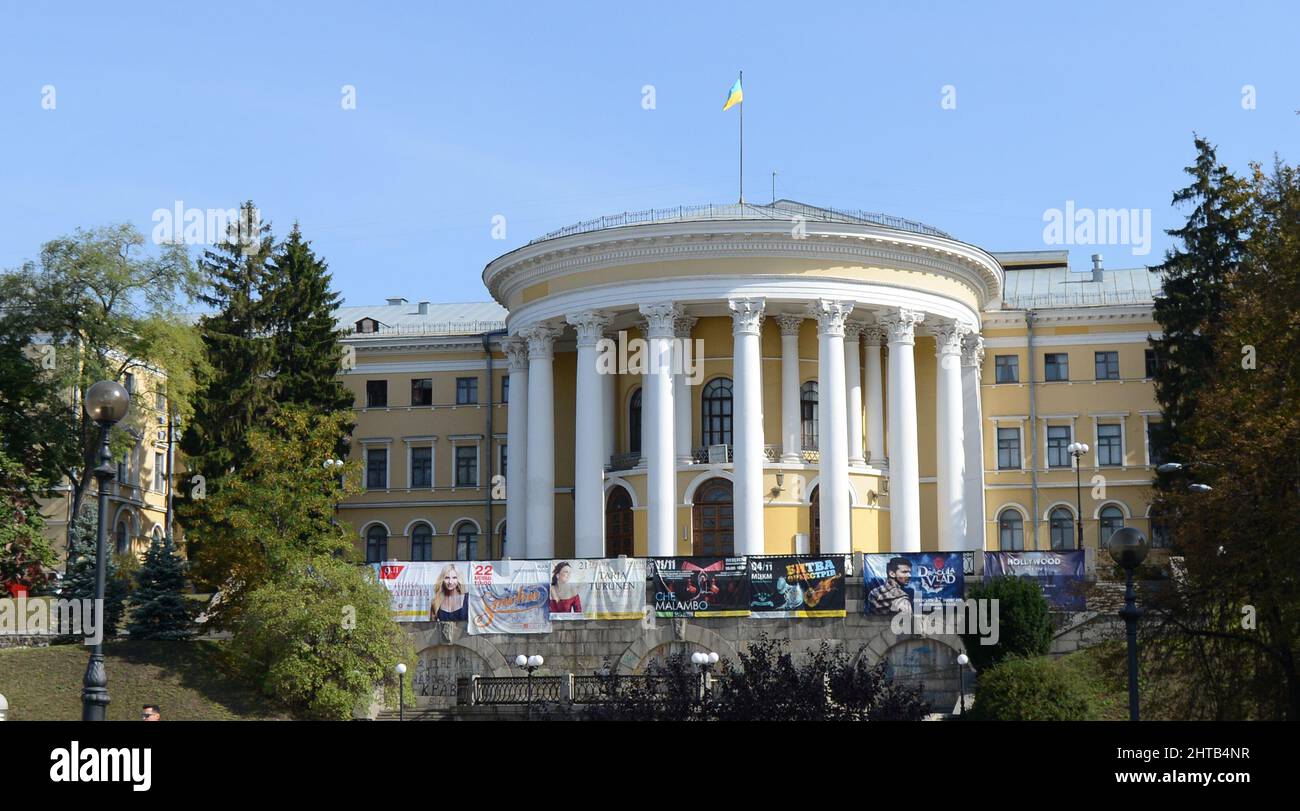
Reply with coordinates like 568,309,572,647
738,70,744,204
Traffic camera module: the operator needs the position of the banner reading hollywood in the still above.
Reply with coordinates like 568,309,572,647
984,551,1087,610
748,555,846,618
467,560,552,635
652,557,751,618
546,558,648,621
372,562,471,623
862,553,964,615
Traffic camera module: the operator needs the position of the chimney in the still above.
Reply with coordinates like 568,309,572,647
386,296,408,306
418,301,430,315
1090,254,1105,283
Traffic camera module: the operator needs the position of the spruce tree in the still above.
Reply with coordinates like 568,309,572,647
61,504,129,637
1149,137,1251,463
127,533,193,640
263,224,354,416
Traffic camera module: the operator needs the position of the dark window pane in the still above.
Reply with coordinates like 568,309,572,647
994,355,1019,383
411,446,432,488
411,378,433,406
366,380,388,408
366,448,387,488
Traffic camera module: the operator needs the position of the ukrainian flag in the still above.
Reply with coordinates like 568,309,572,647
722,77,743,111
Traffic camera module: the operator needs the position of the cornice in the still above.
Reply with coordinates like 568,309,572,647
483,220,1004,310
980,305,1156,330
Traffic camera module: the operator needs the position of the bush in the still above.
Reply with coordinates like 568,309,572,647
967,655,1100,720
961,576,1052,671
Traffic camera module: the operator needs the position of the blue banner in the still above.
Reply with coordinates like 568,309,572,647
984,551,1087,610
862,553,964,614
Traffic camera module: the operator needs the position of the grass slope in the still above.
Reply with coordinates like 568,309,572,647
0,640,289,721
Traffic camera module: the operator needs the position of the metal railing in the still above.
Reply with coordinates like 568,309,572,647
606,452,642,471
1002,290,1156,310
470,675,564,705
691,445,733,464
529,203,950,245
348,320,506,337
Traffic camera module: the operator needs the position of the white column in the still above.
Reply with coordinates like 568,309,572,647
521,323,561,559
882,308,924,552
640,303,679,557
933,320,970,552
844,322,865,467
673,315,697,464
812,299,853,554
567,311,611,559
863,325,886,468
504,337,529,558
730,298,766,556
602,341,616,469
962,333,987,551
776,314,804,463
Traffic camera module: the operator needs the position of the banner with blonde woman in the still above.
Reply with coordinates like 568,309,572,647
372,562,470,623
545,558,648,621
467,560,552,635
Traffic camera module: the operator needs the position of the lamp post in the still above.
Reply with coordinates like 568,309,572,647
515,654,543,720
955,653,969,718
395,663,407,721
81,380,130,721
1108,526,1148,722
691,651,719,705
1067,441,1090,550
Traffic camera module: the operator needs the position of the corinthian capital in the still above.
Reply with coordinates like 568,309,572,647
504,335,529,372
844,321,867,342
673,314,698,339
639,303,681,339
518,322,563,360
728,298,766,336
774,314,805,337
879,308,925,346
566,310,612,347
809,299,855,337
931,320,972,358
861,324,887,346
961,331,986,368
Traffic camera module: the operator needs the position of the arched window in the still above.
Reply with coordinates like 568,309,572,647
800,381,818,449
606,487,634,558
700,377,733,447
410,523,432,561
365,525,388,563
998,509,1025,550
691,478,734,556
114,520,129,555
1049,507,1075,551
1099,506,1125,548
455,522,478,561
629,388,642,456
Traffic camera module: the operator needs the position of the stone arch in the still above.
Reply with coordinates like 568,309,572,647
603,477,638,508
683,469,735,504
804,475,860,507
1092,499,1132,520
402,518,438,538
407,626,513,677
615,621,740,675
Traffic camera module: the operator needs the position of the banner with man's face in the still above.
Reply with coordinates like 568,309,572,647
861,553,964,615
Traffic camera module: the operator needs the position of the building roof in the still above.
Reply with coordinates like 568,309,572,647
336,299,507,337
998,263,1164,310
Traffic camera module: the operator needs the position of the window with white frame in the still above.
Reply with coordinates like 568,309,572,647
1099,505,1125,548
1097,423,1123,466
153,451,166,491
455,445,478,487
997,427,1021,470
366,447,388,489
455,522,478,561
410,523,433,561
410,446,433,488
998,509,1025,550
1046,425,1071,468
1049,507,1074,550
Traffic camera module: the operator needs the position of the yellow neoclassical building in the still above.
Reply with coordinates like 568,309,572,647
339,201,1167,568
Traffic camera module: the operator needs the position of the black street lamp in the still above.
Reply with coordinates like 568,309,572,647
81,380,131,721
1067,441,1090,550
395,663,407,721
1108,526,1148,722
515,654,543,720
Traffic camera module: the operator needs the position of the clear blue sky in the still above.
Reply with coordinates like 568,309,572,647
1,0,1295,307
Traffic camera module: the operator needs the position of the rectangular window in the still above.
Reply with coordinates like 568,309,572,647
1097,424,1123,466
1047,425,1072,468
1145,348,1158,378
123,372,136,393
994,355,1019,383
997,427,1021,470
456,377,478,405
501,376,509,404
153,452,166,491
499,444,507,480
455,445,478,487
1147,423,1166,466
117,456,128,484
1094,351,1120,380
365,380,388,408
1044,353,1069,382
156,392,167,425
410,446,432,488
366,448,387,489
410,378,432,406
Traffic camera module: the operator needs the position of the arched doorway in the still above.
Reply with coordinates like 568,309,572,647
809,486,821,555
606,487,634,557
692,478,734,556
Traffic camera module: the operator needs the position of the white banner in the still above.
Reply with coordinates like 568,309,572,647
546,558,647,621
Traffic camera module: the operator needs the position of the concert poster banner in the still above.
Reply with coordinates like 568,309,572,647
546,558,648,621
651,557,751,618
372,561,470,623
984,551,1087,610
467,560,553,635
861,553,964,615
748,555,846,618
